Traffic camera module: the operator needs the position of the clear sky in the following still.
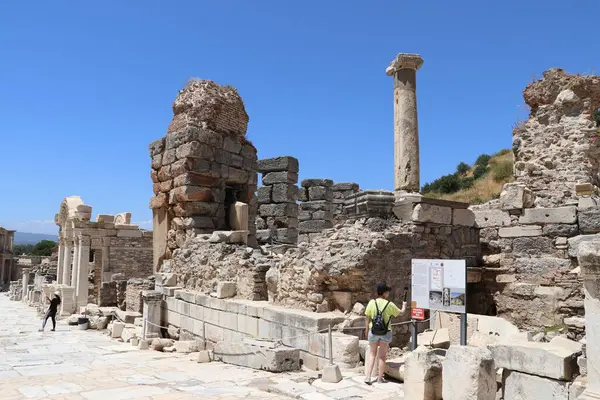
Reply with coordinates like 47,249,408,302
1,1,598,235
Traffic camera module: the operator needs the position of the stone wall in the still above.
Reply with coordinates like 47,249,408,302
298,179,334,243
256,156,299,244
150,79,259,272
125,278,154,313
108,235,153,279
332,182,360,221
513,68,600,207
98,280,128,309
161,289,360,370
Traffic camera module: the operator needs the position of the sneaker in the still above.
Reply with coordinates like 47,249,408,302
377,377,387,384
50,329,55,332
38,328,43,332
364,377,372,385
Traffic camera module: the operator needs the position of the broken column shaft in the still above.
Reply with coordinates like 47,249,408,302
387,53,424,195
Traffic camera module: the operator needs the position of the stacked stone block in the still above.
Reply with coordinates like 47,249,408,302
125,278,155,313
256,156,299,244
298,179,334,243
149,80,258,265
331,182,360,219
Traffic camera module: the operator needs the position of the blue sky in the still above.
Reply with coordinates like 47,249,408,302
1,1,598,235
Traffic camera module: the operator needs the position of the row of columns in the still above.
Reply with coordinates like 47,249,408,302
56,235,90,308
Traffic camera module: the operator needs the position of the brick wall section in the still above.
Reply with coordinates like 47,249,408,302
256,156,299,244
125,278,155,313
99,281,117,307
108,236,153,279
298,179,334,243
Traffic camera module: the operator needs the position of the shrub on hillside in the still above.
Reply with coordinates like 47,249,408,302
475,154,491,168
460,177,474,189
456,162,470,175
473,164,488,180
492,160,513,182
494,149,512,157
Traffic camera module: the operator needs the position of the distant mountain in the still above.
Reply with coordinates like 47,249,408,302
14,232,58,245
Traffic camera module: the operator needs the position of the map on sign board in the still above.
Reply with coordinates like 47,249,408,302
411,259,466,314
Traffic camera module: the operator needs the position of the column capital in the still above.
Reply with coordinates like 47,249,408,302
79,236,91,247
386,53,424,76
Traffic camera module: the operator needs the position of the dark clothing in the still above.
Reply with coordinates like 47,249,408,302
42,310,56,330
49,297,60,313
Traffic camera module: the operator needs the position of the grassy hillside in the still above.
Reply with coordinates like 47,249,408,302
423,149,514,205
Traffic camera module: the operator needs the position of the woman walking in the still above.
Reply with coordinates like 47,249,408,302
364,283,407,384
39,291,61,332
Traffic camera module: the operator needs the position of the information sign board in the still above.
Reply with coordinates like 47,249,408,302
411,259,466,314
411,307,425,320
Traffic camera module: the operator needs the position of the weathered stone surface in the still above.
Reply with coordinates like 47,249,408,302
503,370,569,400
567,234,600,258
257,157,299,173
512,236,556,256
271,183,297,203
414,328,450,349
542,224,579,237
404,346,443,400
258,203,298,217
442,345,496,400
453,208,475,227
412,204,451,225
298,220,333,233
262,171,298,185
213,340,300,372
216,281,236,299
498,226,543,238
473,210,511,228
308,186,333,202
333,182,359,191
174,340,202,353
578,206,600,233
488,342,579,380
301,179,333,188
519,207,577,225
500,183,534,211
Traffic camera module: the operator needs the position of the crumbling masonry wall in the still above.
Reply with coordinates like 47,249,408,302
472,68,600,333
298,179,334,243
149,79,259,272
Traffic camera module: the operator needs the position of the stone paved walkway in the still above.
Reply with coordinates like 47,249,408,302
0,295,404,399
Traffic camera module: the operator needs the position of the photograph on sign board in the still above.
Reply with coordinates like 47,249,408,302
429,291,443,307
450,290,465,306
442,288,451,307
430,267,443,290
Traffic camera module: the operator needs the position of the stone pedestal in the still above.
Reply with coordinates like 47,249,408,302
344,190,395,219
387,53,424,195
60,286,76,315
577,241,600,399
142,290,163,339
75,237,90,308
21,269,30,303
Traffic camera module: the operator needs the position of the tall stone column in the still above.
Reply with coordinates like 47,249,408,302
386,53,424,195
56,239,65,285
577,241,600,399
71,238,80,288
75,236,90,308
62,240,73,286
142,290,163,339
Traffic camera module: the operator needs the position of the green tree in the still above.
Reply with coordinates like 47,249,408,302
456,162,470,175
473,164,488,180
13,244,34,255
30,240,56,256
460,177,474,189
475,154,492,168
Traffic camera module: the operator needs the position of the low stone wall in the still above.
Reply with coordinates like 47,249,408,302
161,289,360,370
332,182,360,221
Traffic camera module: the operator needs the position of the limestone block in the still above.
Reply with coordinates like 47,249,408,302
321,364,343,383
567,233,600,257
213,341,300,372
155,273,177,287
488,342,579,380
519,206,577,225
174,340,202,353
453,208,476,226
578,206,600,233
298,220,333,233
384,353,407,381
502,370,569,400
150,338,174,351
116,229,143,238
259,203,298,217
442,345,496,400
301,179,333,188
308,186,333,202
414,329,451,349
569,376,587,399
412,203,452,225
578,197,598,210
331,291,352,312
257,186,272,204
548,336,582,355
404,346,443,400
473,210,511,228
216,282,236,299
197,350,213,363
500,183,534,211
271,183,298,203
262,171,298,185
477,315,519,338
498,226,542,238
257,156,299,174
111,322,125,338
